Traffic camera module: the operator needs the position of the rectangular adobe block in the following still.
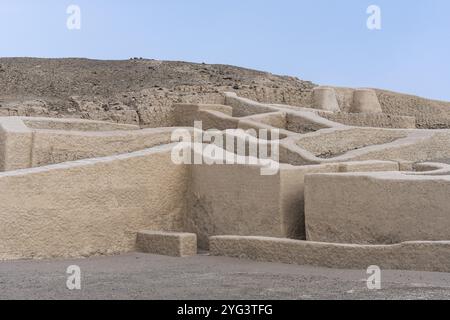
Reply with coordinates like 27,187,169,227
136,231,197,257
304,172,450,245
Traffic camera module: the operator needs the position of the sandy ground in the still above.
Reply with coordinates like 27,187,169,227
0,253,449,300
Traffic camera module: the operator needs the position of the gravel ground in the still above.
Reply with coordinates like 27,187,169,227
0,253,449,300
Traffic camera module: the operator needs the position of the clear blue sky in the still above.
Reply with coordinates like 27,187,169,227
1,0,449,101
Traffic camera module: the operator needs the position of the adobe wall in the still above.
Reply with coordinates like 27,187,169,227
22,117,140,131
305,172,450,245
415,115,450,130
0,117,33,171
210,236,450,273
186,163,283,249
375,89,450,120
173,103,234,128
319,112,416,129
0,95,448,265
332,87,450,116
278,161,398,240
30,128,175,168
0,117,181,171
224,92,339,132
311,87,340,112
296,128,408,159
349,131,450,163
224,92,279,117
0,145,188,260
186,158,399,249
283,127,450,165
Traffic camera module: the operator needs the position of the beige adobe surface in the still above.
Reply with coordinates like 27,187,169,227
187,160,399,249
0,117,178,171
350,89,383,114
136,231,197,257
0,89,448,273
0,146,187,260
312,87,340,112
210,236,450,273
305,171,450,244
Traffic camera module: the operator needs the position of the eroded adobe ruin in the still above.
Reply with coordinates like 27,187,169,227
0,88,449,272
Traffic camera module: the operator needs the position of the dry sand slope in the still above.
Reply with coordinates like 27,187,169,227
1,57,450,128
0,58,314,126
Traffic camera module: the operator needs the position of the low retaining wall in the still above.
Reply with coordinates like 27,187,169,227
210,236,450,273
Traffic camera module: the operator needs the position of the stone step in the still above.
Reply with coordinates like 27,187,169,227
136,231,197,257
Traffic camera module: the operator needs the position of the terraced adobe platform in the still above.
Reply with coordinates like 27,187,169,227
0,89,448,273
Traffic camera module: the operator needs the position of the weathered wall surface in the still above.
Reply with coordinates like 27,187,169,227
280,161,399,239
0,118,33,171
173,103,233,127
285,113,332,134
333,87,450,116
186,160,399,249
415,115,450,130
0,146,188,260
350,131,450,163
210,236,450,273
319,112,416,129
186,163,283,249
0,117,181,171
296,128,408,159
312,87,340,112
331,87,450,129
224,93,279,117
30,128,174,168
305,172,450,245
350,89,383,114
136,231,197,257
23,118,139,131
279,165,338,240
287,127,450,165
375,89,450,120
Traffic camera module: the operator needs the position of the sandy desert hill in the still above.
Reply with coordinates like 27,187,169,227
0,57,449,128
